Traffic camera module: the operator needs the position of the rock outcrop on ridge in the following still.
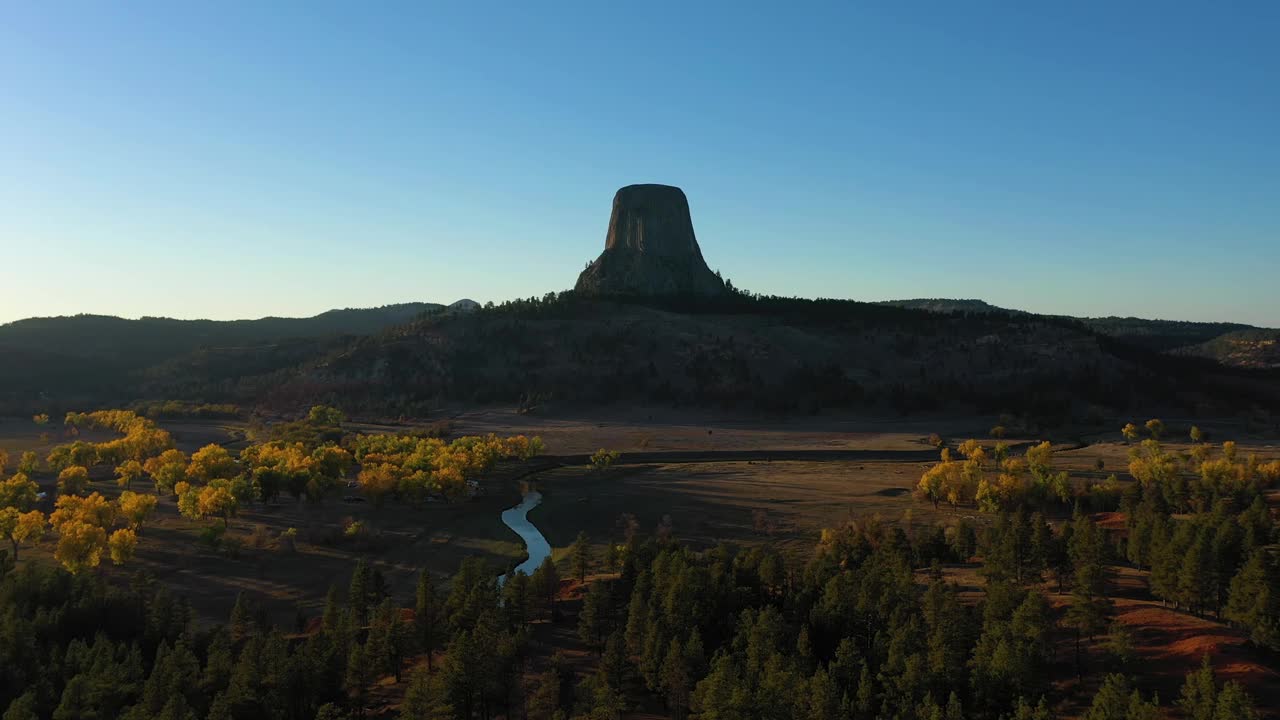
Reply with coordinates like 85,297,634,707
575,184,727,297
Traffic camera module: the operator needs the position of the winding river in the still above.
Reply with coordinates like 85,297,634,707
498,491,551,585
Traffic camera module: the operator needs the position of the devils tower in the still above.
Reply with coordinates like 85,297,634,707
575,184,728,297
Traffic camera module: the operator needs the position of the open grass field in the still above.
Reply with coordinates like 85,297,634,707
529,459,954,557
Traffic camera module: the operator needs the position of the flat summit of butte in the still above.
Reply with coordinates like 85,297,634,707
574,184,728,297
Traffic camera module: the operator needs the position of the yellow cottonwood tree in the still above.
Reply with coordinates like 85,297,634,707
50,492,117,529
0,508,46,561
144,449,189,495
108,528,138,565
0,473,39,511
1121,423,1139,443
115,460,145,489
187,444,238,483
357,463,402,508
118,491,158,530
57,466,91,496
55,520,108,574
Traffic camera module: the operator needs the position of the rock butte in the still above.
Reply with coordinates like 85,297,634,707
574,184,728,297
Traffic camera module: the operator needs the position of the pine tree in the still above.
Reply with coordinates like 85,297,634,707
1177,656,1216,720
1225,550,1280,650
415,570,441,671
530,555,561,621
1083,674,1158,720
598,631,628,692
1176,529,1214,616
52,675,93,720
229,591,254,643
502,570,530,629
401,666,452,720
2,692,38,720
570,531,593,583
1066,516,1112,677
661,637,690,720
806,667,840,720
1213,681,1258,720
315,704,346,720
944,692,964,720
684,629,707,680
854,662,875,719
155,694,197,720
1126,511,1154,569
525,670,561,720
1149,519,1181,605
578,581,609,652
1209,516,1242,615
1003,697,1051,720
349,560,371,626
322,584,342,635
346,642,372,719
624,574,652,655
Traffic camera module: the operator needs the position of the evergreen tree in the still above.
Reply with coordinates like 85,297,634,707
345,642,372,719
1083,674,1158,720
52,675,94,720
322,584,342,635
578,581,610,652
854,662,875,719
661,637,690,720
1066,516,1112,676
202,627,235,696
805,666,840,720
315,704,347,720
349,560,372,626
1000,697,1051,720
1212,681,1258,720
230,591,255,643
525,671,562,720
1225,550,1280,650
401,666,452,720
155,694,198,720
530,555,561,621
415,571,442,671
1177,656,1217,720
570,531,593,583
598,631,628,693
2,692,38,720
1176,528,1214,616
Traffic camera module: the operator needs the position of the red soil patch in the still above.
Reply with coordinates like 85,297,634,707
1093,511,1128,532
1112,600,1280,715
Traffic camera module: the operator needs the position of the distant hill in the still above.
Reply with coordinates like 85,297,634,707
0,303,442,361
1177,329,1280,369
1074,316,1258,354
445,299,481,314
881,299,1269,361
878,298,1023,315
0,302,444,410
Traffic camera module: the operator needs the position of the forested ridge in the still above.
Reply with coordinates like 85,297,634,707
5,294,1279,422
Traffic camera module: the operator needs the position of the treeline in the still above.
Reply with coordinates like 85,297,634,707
916,423,1280,517
4,407,542,573
133,401,243,420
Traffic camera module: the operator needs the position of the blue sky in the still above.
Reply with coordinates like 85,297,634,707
2,2,1277,326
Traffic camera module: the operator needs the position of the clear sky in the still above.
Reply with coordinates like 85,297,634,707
2,2,1277,326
